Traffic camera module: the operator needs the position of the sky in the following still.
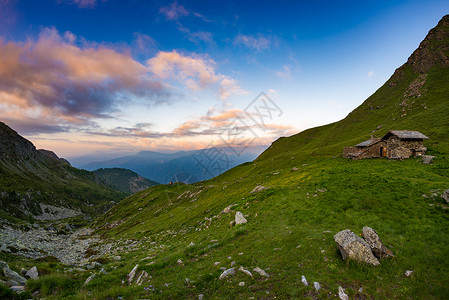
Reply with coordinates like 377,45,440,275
0,0,448,159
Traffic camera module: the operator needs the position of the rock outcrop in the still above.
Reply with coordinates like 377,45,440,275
235,212,247,225
442,189,449,203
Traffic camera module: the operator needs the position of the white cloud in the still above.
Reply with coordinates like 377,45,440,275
368,71,374,77
233,34,271,51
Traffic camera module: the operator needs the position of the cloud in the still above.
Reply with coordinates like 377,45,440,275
57,0,102,9
368,70,374,77
276,64,292,78
147,50,246,99
233,34,271,51
0,27,168,133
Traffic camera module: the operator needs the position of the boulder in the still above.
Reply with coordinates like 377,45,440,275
301,275,308,286
3,266,27,285
334,229,380,266
422,155,436,164
238,266,253,277
250,186,268,194
314,282,321,291
361,227,394,258
10,286,25,293
235,212,247,225
25,266,39,280
442,189,449,204
219,268,235,280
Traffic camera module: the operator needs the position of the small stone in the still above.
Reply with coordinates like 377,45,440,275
359,287,363,292
177,259,183,265
229,221,235,227
301,275,308,286
189,242,195,247
83,274,95,286
313,282,321,291
219,268,236,280
422,155,435,164
230,261,236,267
10,286,25,293
405,270,413,277
250,186,268,194
99,268,108,275
25,266,39,279
235,212,247,225
127,264,139,284
219,267,226,271
291,167,299,171
238,252,243,255
214,262,221,266
442,189,449,204
238,266,253,277
221,204,237,214
239,281,245,286
253,267,269,277
338,286,348,300
198,294,204,300
136,270,149,285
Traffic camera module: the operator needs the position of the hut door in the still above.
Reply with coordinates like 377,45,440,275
380,147,386,157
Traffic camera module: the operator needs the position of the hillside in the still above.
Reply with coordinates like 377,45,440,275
93,168,159,195
1,15,449,300
0,122,125,223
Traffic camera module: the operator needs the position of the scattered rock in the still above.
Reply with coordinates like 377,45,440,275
83,274,95,286
25,266,39,279
188,242,195,247
198,294,204,300
239,281,245,286
338,286,349,300
127,264,139,284
301,275,308,286
253,267,269,277
235,212,247,225
221,204,237,214
334,229,380,266
405,270,414,277
10,285,25,293
3,266,27,285
229,221,235,227
213,262,221,266
442,189,449,203
250,186,268,194
99,268,108,275
313,282,321,291
219,268,236,280
361,227,394,258
230,261,236,267
177,259,183,265
422,155,436,164
291,167,299,172
136,270,149,285
238,266,253,277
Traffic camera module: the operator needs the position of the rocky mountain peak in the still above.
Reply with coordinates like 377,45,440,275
0,121,38,160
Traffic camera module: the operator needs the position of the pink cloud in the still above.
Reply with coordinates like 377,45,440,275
147,50,246,99
58,0,102,9
234,34,271,51
0,27,167,134
159,1,189,21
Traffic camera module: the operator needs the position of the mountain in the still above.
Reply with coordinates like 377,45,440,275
93,168,159,195
0,122,125,223
3,16,449,299
81,146,265,184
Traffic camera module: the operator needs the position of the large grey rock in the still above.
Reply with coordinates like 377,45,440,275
25,266,39,279
361,227,394,259
422,155,436,164
338,286,349,300
334,229,380,266
442,189,449,204
218,268,235,280
10,285,25,293
3,267,27,285
235,212,247,225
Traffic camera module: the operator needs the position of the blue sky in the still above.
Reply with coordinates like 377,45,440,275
0,0,448,157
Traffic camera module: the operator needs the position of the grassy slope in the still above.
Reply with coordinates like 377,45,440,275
3,15,449,300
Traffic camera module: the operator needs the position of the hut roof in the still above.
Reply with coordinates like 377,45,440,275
383,130,429,140
355,137,382,147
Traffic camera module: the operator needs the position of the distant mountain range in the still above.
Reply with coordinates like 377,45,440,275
79,146,266,184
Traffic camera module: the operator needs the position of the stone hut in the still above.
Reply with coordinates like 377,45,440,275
343,130,429,160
